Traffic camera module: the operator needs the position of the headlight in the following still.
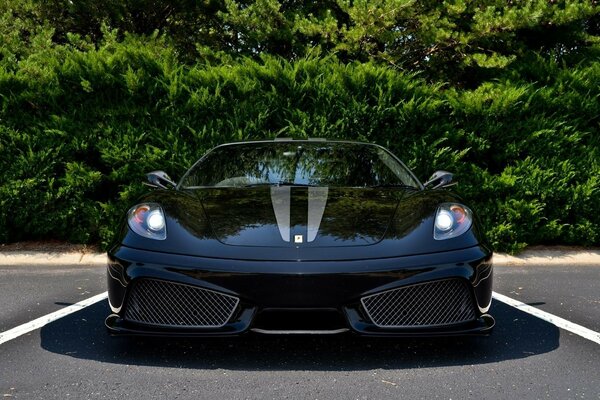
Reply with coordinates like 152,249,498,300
433,203,472,240
127,203,167,240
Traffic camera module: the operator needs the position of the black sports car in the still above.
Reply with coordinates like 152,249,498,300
106,139,494,336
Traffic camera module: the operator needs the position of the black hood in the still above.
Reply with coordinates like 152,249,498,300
196,187,404,247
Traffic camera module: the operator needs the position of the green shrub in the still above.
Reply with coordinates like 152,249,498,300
0,35,598,252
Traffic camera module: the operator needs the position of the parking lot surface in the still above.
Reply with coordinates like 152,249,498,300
0,262,598,399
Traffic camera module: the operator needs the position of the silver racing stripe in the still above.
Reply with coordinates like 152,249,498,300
270,186,291,242
307,187,328,242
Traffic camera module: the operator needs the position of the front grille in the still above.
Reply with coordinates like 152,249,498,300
360,279,476,328
124,279,239,328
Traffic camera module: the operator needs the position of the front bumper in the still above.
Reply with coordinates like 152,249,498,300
106,244,494,337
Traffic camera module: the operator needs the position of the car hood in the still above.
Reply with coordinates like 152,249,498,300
195,187,404,247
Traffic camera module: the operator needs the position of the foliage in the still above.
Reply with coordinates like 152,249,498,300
0,32,598,252
0,0,598,83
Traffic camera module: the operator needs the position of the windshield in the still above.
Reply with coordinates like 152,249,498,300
179,141,421,189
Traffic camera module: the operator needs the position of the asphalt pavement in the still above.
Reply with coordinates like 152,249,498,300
0,261,598,399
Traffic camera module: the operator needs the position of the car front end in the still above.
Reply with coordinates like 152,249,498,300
106,140,494,337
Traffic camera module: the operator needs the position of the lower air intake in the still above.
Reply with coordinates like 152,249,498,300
360,278,477,328
124,279,239,328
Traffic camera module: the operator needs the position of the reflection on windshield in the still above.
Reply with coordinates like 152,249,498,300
181,142,419,189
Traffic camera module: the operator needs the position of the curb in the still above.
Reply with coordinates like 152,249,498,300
1,250,599,266
493,250,600,266
0,252,106,266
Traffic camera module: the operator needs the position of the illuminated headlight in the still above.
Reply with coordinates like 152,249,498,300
435,209,454,231
127,203,167,240
434,203,472,240
146,210,165,231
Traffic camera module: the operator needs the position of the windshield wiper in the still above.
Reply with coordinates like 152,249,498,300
367,183,418,190
242,182,274,187
244,181,317,187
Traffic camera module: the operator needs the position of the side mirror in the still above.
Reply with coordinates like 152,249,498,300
423,170,456,189
145,171,176,189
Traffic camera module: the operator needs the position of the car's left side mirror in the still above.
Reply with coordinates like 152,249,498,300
145,170,176,189
423,170,456,189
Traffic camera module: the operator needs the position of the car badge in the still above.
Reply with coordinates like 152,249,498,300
294,235,303,244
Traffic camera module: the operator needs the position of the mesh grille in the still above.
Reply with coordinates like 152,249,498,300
124,279,239,328
361,279,476,328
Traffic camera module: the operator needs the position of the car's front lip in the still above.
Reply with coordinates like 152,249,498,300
106,244,493,337
105,313,494,337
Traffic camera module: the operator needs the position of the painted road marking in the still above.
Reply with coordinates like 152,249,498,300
0,292,108,346
493,291,600,345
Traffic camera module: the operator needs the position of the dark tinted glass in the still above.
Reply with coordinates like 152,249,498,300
180,142,420,188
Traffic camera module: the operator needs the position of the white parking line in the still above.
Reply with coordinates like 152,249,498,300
493,291,600,345
0,292,108,346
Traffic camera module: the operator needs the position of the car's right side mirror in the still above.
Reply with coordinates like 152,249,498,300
145,170,176,189
423,170,456,189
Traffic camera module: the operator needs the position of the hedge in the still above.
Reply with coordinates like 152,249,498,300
0,34,599,252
